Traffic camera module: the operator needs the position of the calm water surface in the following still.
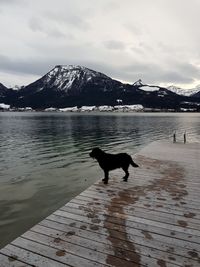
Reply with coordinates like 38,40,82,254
0,112,200,247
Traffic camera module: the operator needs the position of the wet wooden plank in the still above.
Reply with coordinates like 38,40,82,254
64,200,200,228
0,244,68,267
38,219,199,264
0,252,32,267
3,238,103,267
28,224,198,267
52,209,200,246
72,195,200,219
45,212,200,248
21,230,145,267
0,141,200,266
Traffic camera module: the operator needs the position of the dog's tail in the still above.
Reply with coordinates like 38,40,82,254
130,157,139,168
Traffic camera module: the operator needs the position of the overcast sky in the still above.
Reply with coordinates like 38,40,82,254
0,0,200,89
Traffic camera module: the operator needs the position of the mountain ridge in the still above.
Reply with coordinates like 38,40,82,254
1,65,200,110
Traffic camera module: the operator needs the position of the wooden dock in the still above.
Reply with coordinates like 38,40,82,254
0,141,200,266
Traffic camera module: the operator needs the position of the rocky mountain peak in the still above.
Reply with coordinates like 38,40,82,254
133,79,144,87
41,65,110,92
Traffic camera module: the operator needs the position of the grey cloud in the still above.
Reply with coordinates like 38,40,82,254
29,17,66,38
119,62,199,84
0,0,24,5
48,28,66,38
131,46,146,56
29,17,43,32
84,61,198,85
102,1,120,13
64,15,90,30
175,62,200,76
125,23,143,36
158,72,194,84
0,53,103,80
45,11,90,31
104,40,126,50
0,54,56,77
27,41,93,61
123,63,151,73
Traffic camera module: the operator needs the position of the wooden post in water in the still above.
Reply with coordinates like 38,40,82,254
184,131,186,144
173,131,176,143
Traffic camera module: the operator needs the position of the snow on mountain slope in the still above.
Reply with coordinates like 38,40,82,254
139,85,160,92
132,80,162,92
135,82,200,97
167,85,200,96
12,85,23,91
42,65,110,92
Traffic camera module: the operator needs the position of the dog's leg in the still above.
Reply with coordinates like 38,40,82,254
102,170,109,184
122,167,129,182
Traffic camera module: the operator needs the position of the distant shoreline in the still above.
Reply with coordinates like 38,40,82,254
1,104,200,113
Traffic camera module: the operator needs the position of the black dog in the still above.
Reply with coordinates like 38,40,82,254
89,147,139,184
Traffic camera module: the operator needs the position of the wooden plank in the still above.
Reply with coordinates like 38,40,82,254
39,219,199,263
29,226,197,266
55,207,200,237
73,194,200,219
11,237,104,267
45,213,200,249
33,222,200,267
70,195,200,221
22,229,157,267
80,189,200,211
76,193,200,217
90,186,200,201
0,244,68,267
0,252,32,267
51,210,200,249
90,181,200,199
64,200,200,228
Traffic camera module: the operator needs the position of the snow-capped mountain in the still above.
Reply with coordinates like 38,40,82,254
19,65,123,95
35,65,113,93
14,65,135,108
167,85,200,97
1,65,200,110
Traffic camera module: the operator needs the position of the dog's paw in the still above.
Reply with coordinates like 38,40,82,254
102,178,108,184
123,178,128,182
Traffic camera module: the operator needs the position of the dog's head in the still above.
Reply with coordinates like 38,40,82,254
89,147,104,159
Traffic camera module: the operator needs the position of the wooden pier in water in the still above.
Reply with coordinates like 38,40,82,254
0,141,200,266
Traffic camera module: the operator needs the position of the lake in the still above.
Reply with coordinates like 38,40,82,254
0,112,200,248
